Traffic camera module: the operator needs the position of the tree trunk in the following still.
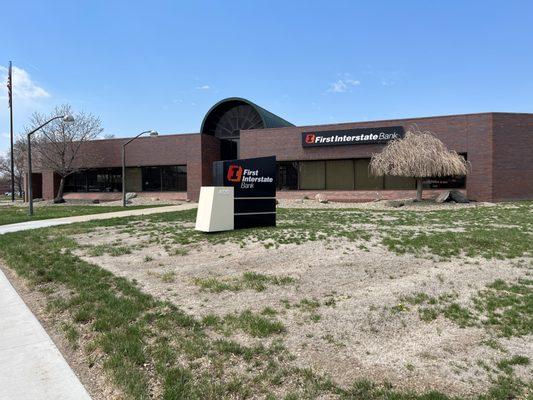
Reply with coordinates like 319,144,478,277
415,178,423,202
17,180,23,198
54,176,66,203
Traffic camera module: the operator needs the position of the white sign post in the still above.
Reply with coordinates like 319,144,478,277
195,186,234,232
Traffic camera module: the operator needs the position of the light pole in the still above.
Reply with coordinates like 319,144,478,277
122,130,158,207
27,114,75,216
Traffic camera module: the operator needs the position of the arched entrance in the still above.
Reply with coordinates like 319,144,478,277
201,97,293,160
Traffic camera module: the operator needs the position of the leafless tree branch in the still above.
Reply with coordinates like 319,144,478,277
26,104,104,201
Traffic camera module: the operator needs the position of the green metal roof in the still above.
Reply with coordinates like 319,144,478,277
200,97,294,136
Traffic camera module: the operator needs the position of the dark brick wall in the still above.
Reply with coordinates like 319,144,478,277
41,171,59,200
34,133,209,201
198,135,221,198
72,133,199,169
33,113,533,203
183,135,202,201
492,113,533,201
183,134,221,201
240,113,498,201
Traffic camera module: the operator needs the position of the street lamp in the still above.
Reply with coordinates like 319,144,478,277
122,130,159,207
27,114,75,216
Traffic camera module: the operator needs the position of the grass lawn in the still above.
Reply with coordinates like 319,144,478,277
0,204,163,226
0,202,531,399
89,201,532,260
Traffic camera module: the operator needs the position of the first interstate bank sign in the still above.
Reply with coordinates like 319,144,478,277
302,126,405,147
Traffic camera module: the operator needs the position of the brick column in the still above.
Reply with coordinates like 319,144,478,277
185,134,220,202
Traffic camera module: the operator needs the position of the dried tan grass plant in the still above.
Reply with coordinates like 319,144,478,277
370,126,469,200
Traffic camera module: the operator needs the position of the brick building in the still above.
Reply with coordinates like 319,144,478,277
28,97,533,203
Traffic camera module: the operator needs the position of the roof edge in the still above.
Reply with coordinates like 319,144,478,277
200,97,294,134
242,111,533,133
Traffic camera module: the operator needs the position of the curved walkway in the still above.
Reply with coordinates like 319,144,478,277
0,203,198,235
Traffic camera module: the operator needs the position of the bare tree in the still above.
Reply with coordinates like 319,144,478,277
370,126,469,201
28,104,103,202
0,174,9,193
0,135,26,197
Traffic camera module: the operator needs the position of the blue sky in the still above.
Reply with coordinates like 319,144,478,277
1,0,532,153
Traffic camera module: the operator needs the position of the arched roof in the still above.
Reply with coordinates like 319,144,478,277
200,97,294,138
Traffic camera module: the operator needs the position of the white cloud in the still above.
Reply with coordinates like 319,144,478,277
327,75,360,93
0,66,50,100
195,84,210,90
381,78,396,86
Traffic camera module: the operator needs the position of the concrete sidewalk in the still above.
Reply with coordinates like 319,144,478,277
0,203,198,235
0,203,197,398
0,268,92,400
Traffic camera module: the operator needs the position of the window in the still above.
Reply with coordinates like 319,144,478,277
64,166,187,193
424,176,466,189
276,162,298,190
423,153,467,189
161,167,176,191
326,160,354,190
142,167,161,191
383,175,416,190
64,171,87,193
220,139,239,160
65,168,122,192
161,166,187,191
276,158,417,191
142,166,187,192
177,166,187,191
354,159,383,190
89,169,122,192
299,161,326,190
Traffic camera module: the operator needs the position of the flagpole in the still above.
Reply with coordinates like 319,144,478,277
8,61,15,202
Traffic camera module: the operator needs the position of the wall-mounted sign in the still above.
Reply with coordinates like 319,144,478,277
213,156,276,229
302,126,405,148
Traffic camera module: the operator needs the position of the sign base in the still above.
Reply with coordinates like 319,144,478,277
194,187,234,232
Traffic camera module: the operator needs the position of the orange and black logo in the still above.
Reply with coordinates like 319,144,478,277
227,165,243,183
305,133,316,144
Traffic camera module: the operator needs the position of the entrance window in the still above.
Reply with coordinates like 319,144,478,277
220,139,239,160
